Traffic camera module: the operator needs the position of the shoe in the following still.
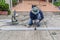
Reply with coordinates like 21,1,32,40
28,23,33,27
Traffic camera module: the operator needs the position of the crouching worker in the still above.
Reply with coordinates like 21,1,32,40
28,5,44,27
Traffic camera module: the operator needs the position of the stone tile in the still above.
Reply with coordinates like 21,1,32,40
4,31,53,40
0,31,9,40
48,31,60,40
46,15,60,27
43,12,60,28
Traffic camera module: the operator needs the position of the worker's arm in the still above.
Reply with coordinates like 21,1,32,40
39,10,44,21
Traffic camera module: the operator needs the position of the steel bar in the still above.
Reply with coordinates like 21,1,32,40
0,27,60,31
0,27,34,31
37,27,60,31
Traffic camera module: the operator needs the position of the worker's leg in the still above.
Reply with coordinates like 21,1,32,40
36,20,40,27
28,19,33,26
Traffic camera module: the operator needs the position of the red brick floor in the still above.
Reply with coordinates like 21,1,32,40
12,1,60,12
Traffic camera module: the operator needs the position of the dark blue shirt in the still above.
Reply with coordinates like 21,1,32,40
30,10,44,20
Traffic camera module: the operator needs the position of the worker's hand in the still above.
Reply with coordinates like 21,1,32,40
15,14,19,17
36,20,39,23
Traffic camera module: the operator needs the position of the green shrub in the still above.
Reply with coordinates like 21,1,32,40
12,0,18,7
0,3,9,11
0,0,5,3
8,10,11,15
0,2,11,15
54,2,60,6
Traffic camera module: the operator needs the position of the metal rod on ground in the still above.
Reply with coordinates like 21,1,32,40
0,27,60,31
37,27,60,31
0,28,34,31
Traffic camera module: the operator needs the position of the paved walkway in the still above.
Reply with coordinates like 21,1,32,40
0,12,60,40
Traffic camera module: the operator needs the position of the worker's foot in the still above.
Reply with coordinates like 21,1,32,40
28,24,33,28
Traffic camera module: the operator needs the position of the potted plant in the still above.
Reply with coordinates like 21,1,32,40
0,1,11,15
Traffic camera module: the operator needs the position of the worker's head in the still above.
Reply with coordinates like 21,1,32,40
32,5,39,12
32,5,39,14
32,7,39,12
32,5,36,8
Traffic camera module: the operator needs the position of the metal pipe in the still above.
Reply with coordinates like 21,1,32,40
0,28,34,31
1,27,60,31
37,27,60,31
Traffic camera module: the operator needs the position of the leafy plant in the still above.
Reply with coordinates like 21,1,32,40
54,2,60,7
0,3,9,11
0,0,11,15
0,0,5,3
8,9,11,15
12,0,18,7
